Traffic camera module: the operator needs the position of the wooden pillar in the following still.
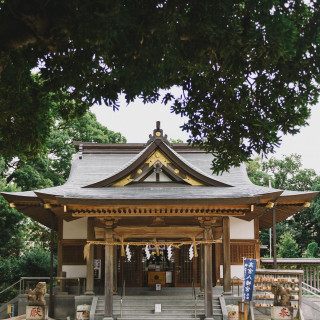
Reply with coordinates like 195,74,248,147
57,217,66,292
254,218,261,267
204,229,213,319
113,246,117,293
104,228,113,319
200,244,205,292
222,217,231,293
49,211,55,318
86,217,95,294
215,243,221,285
272,204,277,269
57,217,63,277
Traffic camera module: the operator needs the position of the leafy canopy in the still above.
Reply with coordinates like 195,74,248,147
0,110,126,258
1,0,320,172
277,231,300,258
247,154,320,255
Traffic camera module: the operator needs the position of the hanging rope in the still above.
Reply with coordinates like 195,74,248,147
87,239,220,246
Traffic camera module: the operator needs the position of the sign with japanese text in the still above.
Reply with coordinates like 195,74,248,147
271,306,292,319
26,306,48,320
94,259,101,279
242,258,257,302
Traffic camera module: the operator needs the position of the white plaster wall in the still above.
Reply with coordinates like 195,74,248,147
220,265,244,280
230,217,254,239
63,217,87,239
62,265,87,278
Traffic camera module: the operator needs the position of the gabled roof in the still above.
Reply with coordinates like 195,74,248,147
84,137,231,188
1,122,318,229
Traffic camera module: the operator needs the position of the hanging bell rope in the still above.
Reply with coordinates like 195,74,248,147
154,238,160,256
83,243,91,261
192,237,198,258
120,236,125,257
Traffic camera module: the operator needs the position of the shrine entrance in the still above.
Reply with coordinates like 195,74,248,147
117,243,216,288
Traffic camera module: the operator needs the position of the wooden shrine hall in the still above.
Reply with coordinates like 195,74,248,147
2,122,318,319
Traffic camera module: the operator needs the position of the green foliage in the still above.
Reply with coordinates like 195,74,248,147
246,157,271,187
262,154,318,191
247,154,320,256
0,246,56,303
1,0,320,172
0,180,25,258
18,246,57,278
277,232,300,258
303,241,319,258
8,111,126,191
0,110,125,299
0,256,20,302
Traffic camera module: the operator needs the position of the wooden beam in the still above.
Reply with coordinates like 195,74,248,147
104,228,113,319
112,226,204,239
222,217,231,293
86,217,95,294
71,205,248,218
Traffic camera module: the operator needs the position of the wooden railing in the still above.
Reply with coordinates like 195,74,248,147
261,258,320,290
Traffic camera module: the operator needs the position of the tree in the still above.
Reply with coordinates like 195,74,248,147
0,1,320,173
303,241,319,258
277,232,300,258
0,246,56,303
246,157,271,187
247,154,320,254
6,111,126,190
0,180,25,258
262,154,318,191
0,110,126,254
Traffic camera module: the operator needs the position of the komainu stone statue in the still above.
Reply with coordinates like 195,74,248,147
272,284,292,307
27,282,47,306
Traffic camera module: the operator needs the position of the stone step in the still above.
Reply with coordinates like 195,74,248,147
93,295,223,320
96,302,213,307
94,316,223,320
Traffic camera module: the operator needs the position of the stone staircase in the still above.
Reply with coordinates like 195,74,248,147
93,294,224,320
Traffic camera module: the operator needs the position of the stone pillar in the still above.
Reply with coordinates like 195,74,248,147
222,217,231,294
104,228,113,320
204,229,213,319
86,217,95,294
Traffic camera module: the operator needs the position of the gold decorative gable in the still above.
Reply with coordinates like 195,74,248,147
112,149,204,186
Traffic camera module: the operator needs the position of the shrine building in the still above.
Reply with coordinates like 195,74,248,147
2,122,318,319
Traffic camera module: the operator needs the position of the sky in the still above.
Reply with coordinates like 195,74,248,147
91,97,320,173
